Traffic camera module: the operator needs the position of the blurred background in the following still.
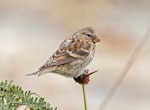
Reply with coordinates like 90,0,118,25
0,0,150,110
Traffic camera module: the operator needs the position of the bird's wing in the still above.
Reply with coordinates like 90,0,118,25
39,38,91,70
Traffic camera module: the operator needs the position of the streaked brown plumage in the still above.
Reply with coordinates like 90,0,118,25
26,27,100,78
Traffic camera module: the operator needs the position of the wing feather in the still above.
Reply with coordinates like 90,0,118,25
39,37,91,70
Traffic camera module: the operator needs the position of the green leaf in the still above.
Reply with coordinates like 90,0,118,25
0,80,57,110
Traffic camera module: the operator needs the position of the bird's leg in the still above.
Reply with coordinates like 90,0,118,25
74,70,98,84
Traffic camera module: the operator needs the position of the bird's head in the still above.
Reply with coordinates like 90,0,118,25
74,27,100,43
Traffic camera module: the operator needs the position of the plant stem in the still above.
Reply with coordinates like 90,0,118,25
82,84,87,110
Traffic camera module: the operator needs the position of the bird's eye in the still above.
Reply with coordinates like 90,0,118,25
87,34,92,37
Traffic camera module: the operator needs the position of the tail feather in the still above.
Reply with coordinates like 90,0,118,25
25,71,40,76
25,69,50,76
37,69,48,76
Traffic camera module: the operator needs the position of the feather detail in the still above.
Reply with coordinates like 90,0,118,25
25,71,40,76
25,68,54,76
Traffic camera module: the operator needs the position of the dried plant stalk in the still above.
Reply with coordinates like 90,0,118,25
99,27,150,110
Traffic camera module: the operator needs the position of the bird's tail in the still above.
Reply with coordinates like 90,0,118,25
25,71,40,76
25,69,50,77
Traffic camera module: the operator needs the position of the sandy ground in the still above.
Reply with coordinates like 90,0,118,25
0,0,150,110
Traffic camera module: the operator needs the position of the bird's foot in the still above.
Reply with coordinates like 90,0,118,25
74,70,98,84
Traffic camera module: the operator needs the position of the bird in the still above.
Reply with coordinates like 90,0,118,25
26,27,100,81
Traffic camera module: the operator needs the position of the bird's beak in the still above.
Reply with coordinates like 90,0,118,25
92,36,101,43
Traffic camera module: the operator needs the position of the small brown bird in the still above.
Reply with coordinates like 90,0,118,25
26,27,100,83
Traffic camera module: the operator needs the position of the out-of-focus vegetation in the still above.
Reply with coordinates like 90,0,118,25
0,80,57,110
